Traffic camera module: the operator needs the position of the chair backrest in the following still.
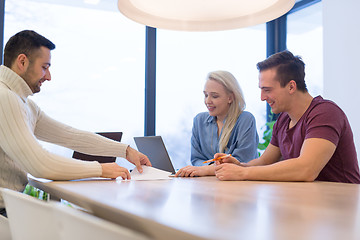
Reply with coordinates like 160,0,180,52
0,188,60,240
0,214,12,240
72,132,123,163
52,203,151,240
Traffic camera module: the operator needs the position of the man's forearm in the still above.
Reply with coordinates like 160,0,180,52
245,157,270,167
244,158,317,182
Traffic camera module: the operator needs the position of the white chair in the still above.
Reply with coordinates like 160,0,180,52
0,188,60,240
0,214,12,240
52,203,151,240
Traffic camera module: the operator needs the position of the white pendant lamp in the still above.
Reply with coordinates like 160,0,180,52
117,0,295,31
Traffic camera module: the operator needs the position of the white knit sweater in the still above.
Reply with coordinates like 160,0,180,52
0,65,128,208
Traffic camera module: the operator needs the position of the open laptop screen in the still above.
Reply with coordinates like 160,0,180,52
134,136,176,174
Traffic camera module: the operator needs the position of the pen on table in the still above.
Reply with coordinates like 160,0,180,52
203,154,231,164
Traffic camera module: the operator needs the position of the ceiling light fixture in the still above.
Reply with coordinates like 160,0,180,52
117,0,295,31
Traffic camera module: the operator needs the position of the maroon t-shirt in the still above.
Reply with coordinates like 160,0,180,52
271,96,360,183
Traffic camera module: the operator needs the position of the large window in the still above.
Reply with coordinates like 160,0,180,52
157,27,267,169
5,0,145,168
287,2,323,96
4,0,322,170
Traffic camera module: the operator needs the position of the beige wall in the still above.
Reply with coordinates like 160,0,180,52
323,0,360,161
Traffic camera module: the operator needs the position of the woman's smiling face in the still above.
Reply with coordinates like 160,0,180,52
203,79,232,121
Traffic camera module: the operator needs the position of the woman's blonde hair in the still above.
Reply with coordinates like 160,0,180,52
207,71,246,153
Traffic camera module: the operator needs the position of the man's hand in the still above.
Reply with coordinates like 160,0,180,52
175,165,215,177
126,146,152,173
100,162,131,179
215,163,248,181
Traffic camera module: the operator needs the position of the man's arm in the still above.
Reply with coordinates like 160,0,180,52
0,93,104,180
34,109,128,158
215,138,336,181
34,109,151,173
35,111,151,176
246,143,282,166
216,143,281,166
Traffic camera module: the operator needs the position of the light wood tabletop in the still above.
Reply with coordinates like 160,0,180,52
29,176,360,240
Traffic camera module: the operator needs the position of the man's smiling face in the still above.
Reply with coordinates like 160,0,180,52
21,46,52,94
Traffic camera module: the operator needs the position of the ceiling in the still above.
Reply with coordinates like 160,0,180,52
28,0,321,13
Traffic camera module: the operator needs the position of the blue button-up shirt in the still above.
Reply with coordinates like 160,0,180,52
191,111,259,166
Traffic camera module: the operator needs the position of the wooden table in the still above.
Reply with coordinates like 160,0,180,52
29,176,360,240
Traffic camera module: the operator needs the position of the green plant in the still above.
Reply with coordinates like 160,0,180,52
257,120,276,157
23,185,75,208
23,184,49,201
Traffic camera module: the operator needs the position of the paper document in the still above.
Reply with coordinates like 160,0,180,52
128,166,173,181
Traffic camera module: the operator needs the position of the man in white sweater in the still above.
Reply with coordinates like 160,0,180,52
0,30,151,215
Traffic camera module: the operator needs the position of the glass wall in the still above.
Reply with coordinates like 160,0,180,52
4,0,322,170
4,0,145,168
287,2,323,96
157,27,267,169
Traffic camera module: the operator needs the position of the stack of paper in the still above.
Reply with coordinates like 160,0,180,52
128,166,173,181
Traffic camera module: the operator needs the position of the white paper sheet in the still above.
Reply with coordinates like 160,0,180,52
126,166,172,181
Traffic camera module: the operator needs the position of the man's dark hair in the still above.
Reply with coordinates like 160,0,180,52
3,30,55,68
256,50,307,92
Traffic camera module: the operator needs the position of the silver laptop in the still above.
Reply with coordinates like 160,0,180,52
134,136,176,174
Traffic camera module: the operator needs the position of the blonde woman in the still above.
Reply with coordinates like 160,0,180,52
175,71,259,177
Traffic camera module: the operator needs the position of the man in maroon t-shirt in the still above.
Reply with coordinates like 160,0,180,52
213,50,360,183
